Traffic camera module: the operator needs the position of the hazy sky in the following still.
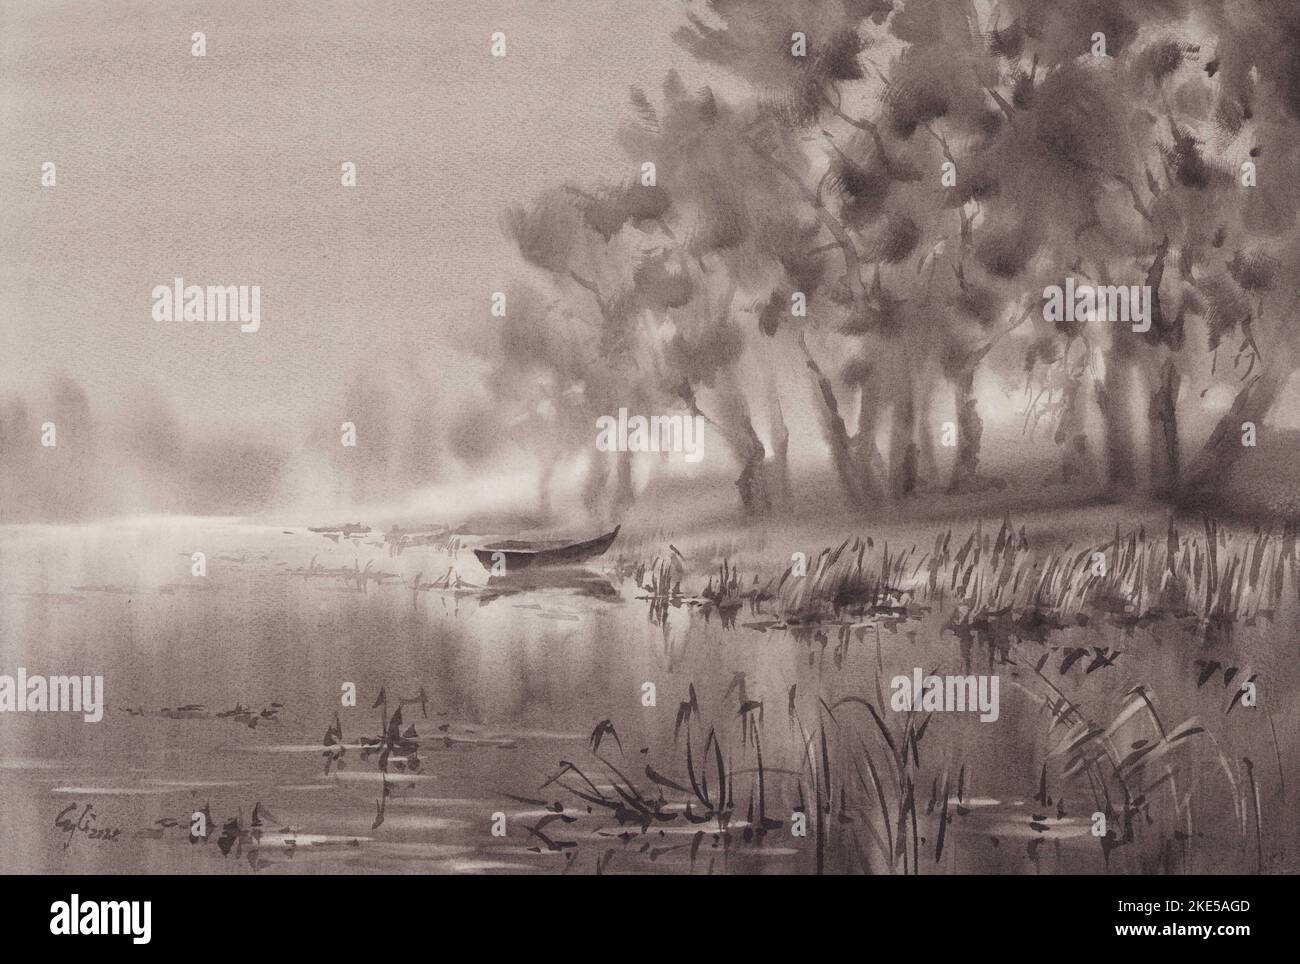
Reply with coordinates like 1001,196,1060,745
1,0,697,431
7,0,1297,518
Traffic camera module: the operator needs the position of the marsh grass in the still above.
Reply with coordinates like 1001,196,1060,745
537,677,950,874
632,515,1300,642
551,666,1244,875
630,547,769,628
570,515,1297,873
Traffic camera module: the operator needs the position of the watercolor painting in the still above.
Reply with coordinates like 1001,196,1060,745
2,0,1298,877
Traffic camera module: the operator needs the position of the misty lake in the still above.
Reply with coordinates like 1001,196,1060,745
1,515,1294,874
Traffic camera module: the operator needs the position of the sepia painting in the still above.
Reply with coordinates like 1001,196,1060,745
2,0,1298,878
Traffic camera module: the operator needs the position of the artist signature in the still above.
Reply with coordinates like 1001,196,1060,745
54,803,122,849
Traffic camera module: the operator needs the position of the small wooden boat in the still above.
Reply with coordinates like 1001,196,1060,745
472,526,620,573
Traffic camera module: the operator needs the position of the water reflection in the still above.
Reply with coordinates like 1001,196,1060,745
0,518,1296,874
481,567,620,605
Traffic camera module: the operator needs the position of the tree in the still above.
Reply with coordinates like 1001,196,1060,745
492,0,1300,517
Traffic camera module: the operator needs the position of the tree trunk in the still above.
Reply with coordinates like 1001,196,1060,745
767,374,793,511
707,373,773,515
583,453,609,517
1055,371,1094,485
915,373,939,485
855,369,888,495
1182,342,1295,494
537,453,557,519
948,367,983,493
731,420,772,515
802,336,883,508
612,448,635,516
1147,353,1181,499
889,367,920,497
1098,350,1138,491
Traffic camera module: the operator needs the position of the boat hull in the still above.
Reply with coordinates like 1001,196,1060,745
472,526,619,572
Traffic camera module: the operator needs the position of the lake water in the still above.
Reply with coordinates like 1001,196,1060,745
1,517,1295,874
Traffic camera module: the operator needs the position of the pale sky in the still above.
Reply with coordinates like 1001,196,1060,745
0,0,696,432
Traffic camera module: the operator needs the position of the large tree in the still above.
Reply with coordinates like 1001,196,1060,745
491,0,1300,517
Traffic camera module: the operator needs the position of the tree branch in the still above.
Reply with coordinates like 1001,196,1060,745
745,137,870,319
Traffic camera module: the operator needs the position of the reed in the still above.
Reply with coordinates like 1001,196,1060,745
744,516,1300,636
